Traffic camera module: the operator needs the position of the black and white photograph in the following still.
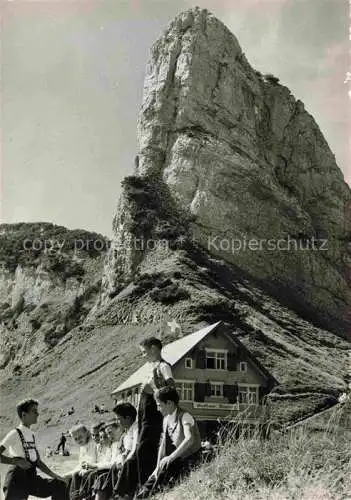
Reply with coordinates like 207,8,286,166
0,0,350,498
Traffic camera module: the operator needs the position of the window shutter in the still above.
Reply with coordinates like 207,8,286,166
195,348,206,369
233,383,239,402
205,382,211,397
194,383,207,402
223,384,230,399
259,386,267,404
227,352,237,371
224,384,239,403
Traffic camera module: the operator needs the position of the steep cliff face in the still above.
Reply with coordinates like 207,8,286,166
117,7,350,335
0,223,107,374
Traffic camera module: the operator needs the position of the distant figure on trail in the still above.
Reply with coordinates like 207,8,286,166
57,433,67,455
0,399,68,500
92,404,107,414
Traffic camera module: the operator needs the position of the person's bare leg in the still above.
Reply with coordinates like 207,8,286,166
95,491,107,500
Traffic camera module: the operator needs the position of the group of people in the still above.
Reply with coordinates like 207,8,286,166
92,404,107,415
0,337,203,500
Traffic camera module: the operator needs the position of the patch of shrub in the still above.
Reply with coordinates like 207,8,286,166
43,255,85,281
43,324,68,347
0,222,108,272
248,179,276,202
30,319,41,331
132,272,164,296
108,290,120,299
194,299,250,329
150,282,190,304
155,221,183,241
264,73,280,84
122,176,189,244
122,176,160,238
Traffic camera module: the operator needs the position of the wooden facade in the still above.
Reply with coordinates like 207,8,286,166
112,322,277,432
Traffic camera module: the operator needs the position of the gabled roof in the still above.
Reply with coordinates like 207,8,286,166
111,320,278,396
112,321,222,395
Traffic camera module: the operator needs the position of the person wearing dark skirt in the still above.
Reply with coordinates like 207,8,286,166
113,384,162,499
0,399,68,500
135,387,202,499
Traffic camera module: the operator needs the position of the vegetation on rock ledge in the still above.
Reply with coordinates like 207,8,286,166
0,222,109,272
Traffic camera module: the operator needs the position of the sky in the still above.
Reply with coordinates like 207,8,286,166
1,0,350,238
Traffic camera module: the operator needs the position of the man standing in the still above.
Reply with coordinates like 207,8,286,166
0,399,68,500
57,433,67,455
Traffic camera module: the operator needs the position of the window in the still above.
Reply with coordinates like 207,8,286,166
185,358,193,369
205,349,227,370
239,362,247,372
239,386,258,404
175,380,194,402
210,382,223,397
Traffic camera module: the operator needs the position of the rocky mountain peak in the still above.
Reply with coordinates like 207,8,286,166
102,6,350,336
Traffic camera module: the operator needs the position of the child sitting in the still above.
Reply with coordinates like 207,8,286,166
96,427,112,469
92,421,123,500
139,337,175,392
67,424,98,500
90,423,104,445
136,387,202,499
111,402,140,498
0,399,68,500
113,385,162,499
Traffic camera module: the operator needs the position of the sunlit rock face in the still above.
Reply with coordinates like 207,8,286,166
129,7,350,335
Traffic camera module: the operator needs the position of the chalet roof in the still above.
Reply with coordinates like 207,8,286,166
112,320,278,396
112,321,222,395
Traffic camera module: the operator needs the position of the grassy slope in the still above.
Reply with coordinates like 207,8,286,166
0,324,158,447
155,413,351,500
1,244,349,445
